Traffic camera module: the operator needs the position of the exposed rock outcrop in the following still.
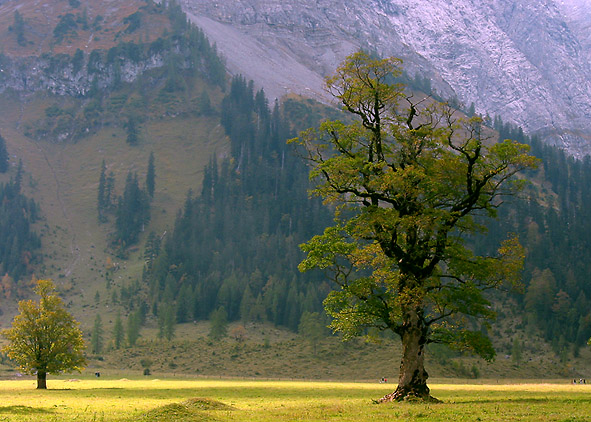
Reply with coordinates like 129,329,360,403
182,0,591,157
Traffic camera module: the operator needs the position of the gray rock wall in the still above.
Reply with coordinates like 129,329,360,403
182,0,591,156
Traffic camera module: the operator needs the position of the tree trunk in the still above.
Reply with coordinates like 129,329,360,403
37,371,47,389
378,308,440,403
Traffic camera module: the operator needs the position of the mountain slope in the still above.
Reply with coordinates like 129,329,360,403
0,0,229,320
181,0,591,157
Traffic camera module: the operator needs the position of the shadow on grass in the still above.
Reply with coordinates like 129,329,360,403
0,405,54,414
457,397,591,405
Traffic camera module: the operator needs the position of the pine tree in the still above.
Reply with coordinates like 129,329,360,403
158,302,176,341
146,152,155,198
208,306,228,340
126,310,141,346
10,11,26,46
13,160,23,193
91,314,103,354
116,172,150,246
97,160,107,221
125,115,139,145
0,132,9,173
112,312,124,349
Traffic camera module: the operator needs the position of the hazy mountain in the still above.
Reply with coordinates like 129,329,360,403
181,0,591,157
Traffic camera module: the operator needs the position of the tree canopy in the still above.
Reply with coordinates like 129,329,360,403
1,279,86,389
292,51,538,401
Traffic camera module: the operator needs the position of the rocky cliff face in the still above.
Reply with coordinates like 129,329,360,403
0,53,167,97
182,0,591,157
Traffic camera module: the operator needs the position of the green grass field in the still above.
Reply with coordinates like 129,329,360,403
0,377,589,421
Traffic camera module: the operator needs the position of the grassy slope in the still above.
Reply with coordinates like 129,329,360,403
0,0,167,56
0,83,228,319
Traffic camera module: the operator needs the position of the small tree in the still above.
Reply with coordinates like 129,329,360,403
298,312,326,355
209,306,228,340
112,311,124,349
157,302,175,341
1,279,86,389
97,160,107,222
127,310,141,346
146,152,156,198
293,51,537,402
9,11,26,46
0,132,9,173
91,314,104,354
125,115,139,145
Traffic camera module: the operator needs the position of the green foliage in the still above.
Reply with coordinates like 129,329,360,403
71,49,84,74
142,79,331,330
209,307,228,340
123,11,142,34
91,314,104,354
112,312,124,350
511,337,522,364
53,13,78,44
293,51,537,397
485,117,591,351
158,302,176,341
298,312,326,355
0,170,41,281
1,280,86,388
9,11,26,46
146,152,156,198
0,132,8,173
125,115,140,145
127,309,142,346
115,171,151,247
97,160,108,222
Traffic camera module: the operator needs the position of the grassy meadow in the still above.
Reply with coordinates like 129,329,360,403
0,377,589,421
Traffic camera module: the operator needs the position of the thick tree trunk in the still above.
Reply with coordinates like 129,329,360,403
37,371,47,389
378,309,440,403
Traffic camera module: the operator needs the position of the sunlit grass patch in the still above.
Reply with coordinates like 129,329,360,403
0,378,589,421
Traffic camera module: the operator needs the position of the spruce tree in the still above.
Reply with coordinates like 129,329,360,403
10,11,26,46
208,306,228,340
112,312,124,349
97,160,107,221
91,314,103,354
126,310,141,346
146,152,155,198
0,133,8,173
125,115,139,145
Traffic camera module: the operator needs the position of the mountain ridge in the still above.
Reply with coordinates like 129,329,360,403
181,0,591,157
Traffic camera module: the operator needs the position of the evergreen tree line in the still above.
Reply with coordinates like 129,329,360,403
0,162,41,284
141,76,332,331
140,84,591,347
97,155,154,252
474,117,591,354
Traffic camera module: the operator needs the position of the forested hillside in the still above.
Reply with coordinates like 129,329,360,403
141,78,335,330
484,121,591,356
0,0,228,316
0,0,590,367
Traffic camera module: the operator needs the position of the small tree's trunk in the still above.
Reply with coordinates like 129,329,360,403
37,371,47,389
378,308,439,403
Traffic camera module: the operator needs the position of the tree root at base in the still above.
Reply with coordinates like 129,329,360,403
375,389,442,404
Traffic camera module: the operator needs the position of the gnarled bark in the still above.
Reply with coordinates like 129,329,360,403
378,309,440,403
